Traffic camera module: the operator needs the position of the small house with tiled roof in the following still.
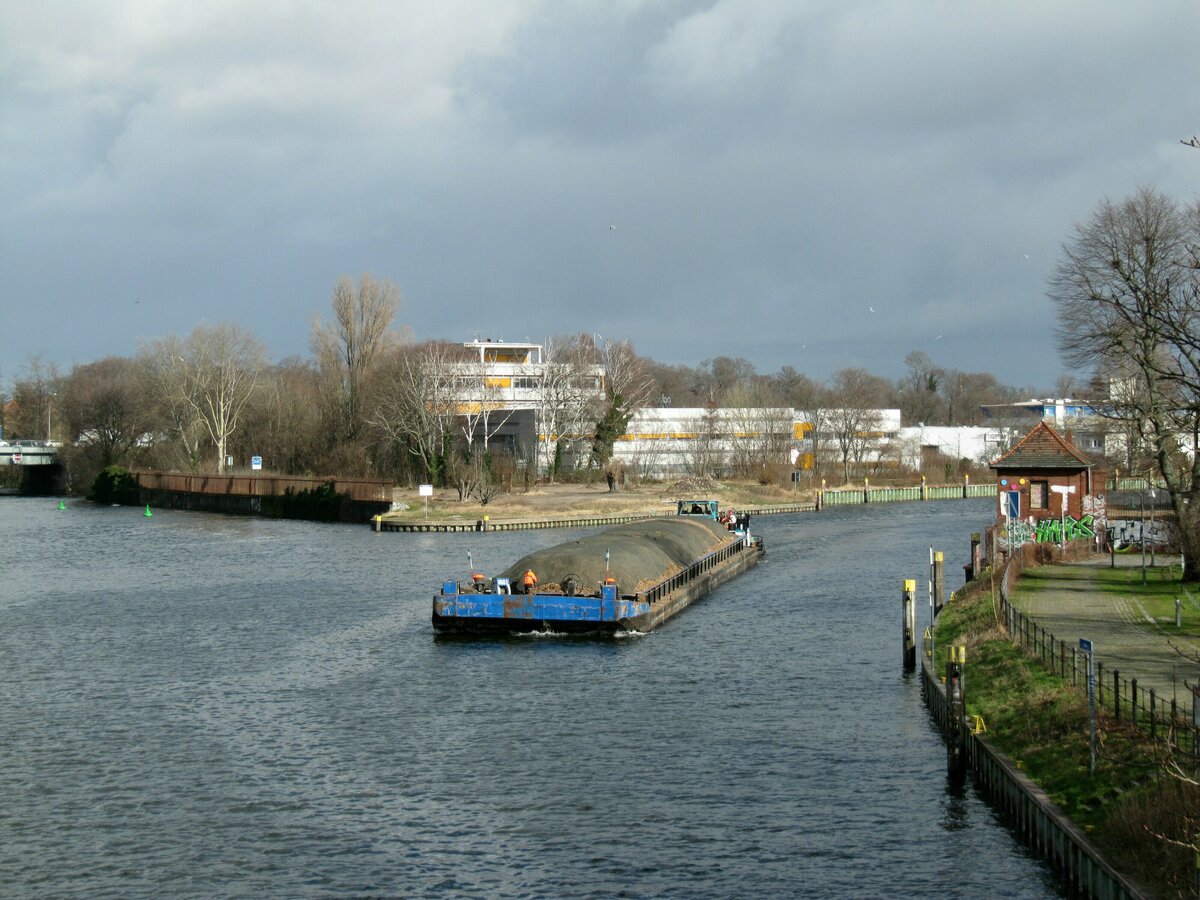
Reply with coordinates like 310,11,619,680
989,421,1102,522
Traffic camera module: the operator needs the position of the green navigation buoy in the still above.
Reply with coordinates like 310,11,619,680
58,500,66,510
144,505,153,518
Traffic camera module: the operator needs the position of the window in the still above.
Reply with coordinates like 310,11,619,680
1030,481,1049,509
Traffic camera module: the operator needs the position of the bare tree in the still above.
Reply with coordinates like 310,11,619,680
591,339,655,473
685,402,726,479
456,349,515,455
6,356,63,441
139,325,266,474
898,350,944,425
696,356,756,406
238,358,325,475
1050,187,1200,581
532,335,602,479
939,369,1012,425
722,381,792,478
826,368,887,483
311,274,405,442
139,337,210,472
369,342,458,484
189,324,267,473
62,356,148,471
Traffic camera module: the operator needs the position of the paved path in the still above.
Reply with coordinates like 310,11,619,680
1008,555,1200,709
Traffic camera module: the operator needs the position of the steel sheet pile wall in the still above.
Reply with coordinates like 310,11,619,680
135,471,391,502
922,663,1147,899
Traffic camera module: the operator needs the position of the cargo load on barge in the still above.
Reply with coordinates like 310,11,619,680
432,500,764,634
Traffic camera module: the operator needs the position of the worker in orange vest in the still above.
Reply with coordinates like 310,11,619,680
471,571,487,593
522,569,538,594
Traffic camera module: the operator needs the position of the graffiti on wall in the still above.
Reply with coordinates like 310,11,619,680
1108,518,1173,550
1082,494,1107,528
997,519,1035,550
999,514,1097,549
1033,514,1095,543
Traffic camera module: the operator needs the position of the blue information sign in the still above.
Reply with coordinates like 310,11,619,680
1004,490,1020,519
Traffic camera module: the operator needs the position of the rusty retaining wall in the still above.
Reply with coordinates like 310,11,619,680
135,471,392,502
134,471,392,523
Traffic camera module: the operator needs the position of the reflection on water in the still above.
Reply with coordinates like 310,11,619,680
0,496,1061,897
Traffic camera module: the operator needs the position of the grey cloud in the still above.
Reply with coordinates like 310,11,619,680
2,1,1198,392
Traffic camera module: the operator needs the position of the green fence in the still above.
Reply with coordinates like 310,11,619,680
1110,477,1167,491
820,482,997,506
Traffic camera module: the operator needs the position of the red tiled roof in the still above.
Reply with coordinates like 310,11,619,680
990,421,1094,470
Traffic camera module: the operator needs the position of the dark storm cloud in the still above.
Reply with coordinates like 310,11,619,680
1,1,1197,392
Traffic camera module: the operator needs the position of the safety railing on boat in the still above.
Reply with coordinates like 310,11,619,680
636,536,753,605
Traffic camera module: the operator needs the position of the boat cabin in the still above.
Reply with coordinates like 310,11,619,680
676,499,719,518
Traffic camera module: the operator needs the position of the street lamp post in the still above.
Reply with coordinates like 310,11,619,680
1149,489,1157,568
46,391,57,442
1140,488,1148,586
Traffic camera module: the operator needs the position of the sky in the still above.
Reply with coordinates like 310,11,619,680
2,1,1198,393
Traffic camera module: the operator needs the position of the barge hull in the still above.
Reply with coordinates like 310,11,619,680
432,532,762,635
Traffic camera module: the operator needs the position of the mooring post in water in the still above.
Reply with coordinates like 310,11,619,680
932,551,945,615
969,532,981,581
902,579,917,671
946,646,967,783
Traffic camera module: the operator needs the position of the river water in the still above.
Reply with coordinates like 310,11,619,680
0,496,1061,898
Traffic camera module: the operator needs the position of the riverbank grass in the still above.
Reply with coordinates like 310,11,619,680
934,574,1198,897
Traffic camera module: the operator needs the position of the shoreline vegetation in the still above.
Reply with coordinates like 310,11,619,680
935,556,1199,897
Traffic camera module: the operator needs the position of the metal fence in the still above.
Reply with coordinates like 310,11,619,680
922,664,1148,899
996,544,1199,762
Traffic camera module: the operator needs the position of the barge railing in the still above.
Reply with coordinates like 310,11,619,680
637,535,758,604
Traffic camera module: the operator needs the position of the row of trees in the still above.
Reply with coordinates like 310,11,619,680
0,277,668,495
1,303,1030,498
640,352,1027,428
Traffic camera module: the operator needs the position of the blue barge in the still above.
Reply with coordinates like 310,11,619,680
432,501,764,634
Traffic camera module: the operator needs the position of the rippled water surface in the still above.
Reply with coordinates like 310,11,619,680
0,496,1060,897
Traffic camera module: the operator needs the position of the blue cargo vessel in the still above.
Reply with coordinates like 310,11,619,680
432,500,764,634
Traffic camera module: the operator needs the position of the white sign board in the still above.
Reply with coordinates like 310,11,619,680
418,484,434,497
251,455,262,471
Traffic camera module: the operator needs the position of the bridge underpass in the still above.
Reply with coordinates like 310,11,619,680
0,442,66,494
